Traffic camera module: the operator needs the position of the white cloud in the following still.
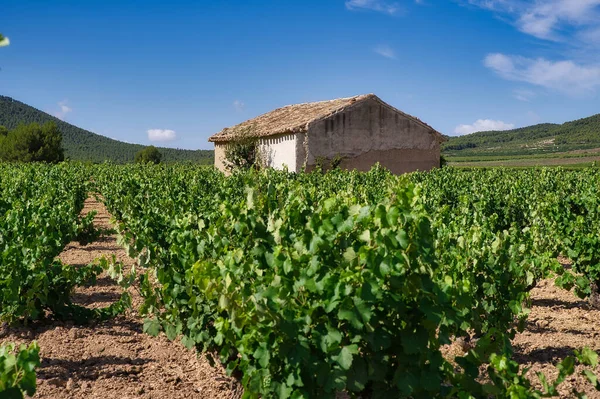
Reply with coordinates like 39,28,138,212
466,0,600,43
233,100,245,112
345,0,401,15
454,119,515,135
513,88,536,101
484,53,600,95
373,44,396,59
147,129,176,142
470,2,600,98
515,1,600,41
54,100,72,120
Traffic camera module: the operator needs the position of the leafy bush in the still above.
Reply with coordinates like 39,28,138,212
135,145,162,164
0,342,40,399
223,127,265,171
179,183,454,397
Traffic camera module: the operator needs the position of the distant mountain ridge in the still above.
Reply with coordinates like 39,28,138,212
444,113,600,157
0,96,214,163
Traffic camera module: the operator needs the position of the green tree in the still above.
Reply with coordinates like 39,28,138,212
135,145,162,164
0,122,64,163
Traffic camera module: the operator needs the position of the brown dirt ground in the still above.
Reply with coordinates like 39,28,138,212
512,278,600,398
2,198,600,398
0,198,242,399
444,277,600,398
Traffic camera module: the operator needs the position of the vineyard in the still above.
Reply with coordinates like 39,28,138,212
2,163,600,398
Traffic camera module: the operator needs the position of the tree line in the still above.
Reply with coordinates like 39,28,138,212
0,121,171,164
0,96,213,164
444,113,600,156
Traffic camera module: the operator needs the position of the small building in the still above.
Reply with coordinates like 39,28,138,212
208,94,444,174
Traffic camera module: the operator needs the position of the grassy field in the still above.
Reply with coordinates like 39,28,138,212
446,147,600,168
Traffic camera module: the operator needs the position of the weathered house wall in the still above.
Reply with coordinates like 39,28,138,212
304,97,439,174
214,143,227,172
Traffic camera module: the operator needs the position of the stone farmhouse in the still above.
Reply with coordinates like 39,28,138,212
208,94,444,174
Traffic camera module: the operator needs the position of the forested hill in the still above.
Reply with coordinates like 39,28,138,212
0,96,214,163
444,113,600,157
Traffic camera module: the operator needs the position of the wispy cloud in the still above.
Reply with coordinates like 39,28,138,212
147,129,176,142
373,44,396,59
466,2,600,97
454,119,515,135
345,0,401,15
465,0,522,13
233,100,245,112
54,100,72,120
466,0,600,44
513,88,536,101
484,53,600,95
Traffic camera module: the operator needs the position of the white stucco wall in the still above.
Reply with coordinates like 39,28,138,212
258,133,299,172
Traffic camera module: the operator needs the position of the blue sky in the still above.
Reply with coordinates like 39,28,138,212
1,0,600,150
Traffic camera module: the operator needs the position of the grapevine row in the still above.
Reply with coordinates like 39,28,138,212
94,164,600,398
